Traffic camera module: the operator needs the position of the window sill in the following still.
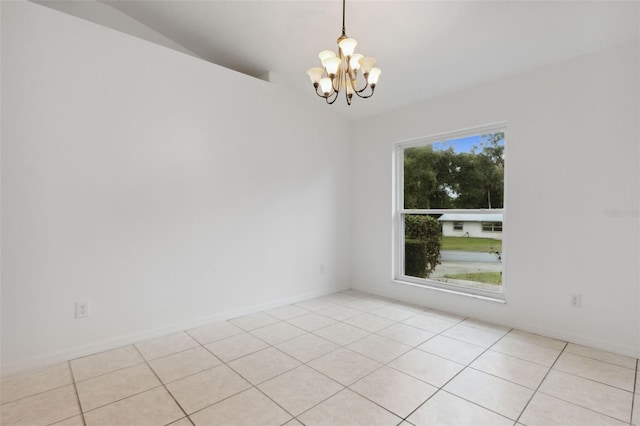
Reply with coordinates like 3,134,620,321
392,278,506,304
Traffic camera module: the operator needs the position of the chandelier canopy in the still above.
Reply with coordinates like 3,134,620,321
306,0,381,105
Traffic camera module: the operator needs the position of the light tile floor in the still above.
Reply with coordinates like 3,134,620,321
1,289,638,426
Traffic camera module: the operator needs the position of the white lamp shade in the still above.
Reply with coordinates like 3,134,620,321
349,53,363,70
324,56,341,76
306,67,324,84
318,50,337,66
338,38,358,57
358,56,376,74
319,77,333,95
368,67,381,85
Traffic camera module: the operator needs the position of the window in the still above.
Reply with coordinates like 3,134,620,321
482,222,502,232
394,124,506,299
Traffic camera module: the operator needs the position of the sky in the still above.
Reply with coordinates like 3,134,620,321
432,134,485,153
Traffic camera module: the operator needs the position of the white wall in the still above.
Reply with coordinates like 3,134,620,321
352,41,640,357
1,2,352,373
32,0,199,58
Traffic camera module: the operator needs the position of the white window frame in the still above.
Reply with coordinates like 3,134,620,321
393,123,507,301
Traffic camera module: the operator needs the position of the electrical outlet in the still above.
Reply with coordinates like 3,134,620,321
569,294,582,309
75,302,89,319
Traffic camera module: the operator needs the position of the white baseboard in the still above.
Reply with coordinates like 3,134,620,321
1,286,346,377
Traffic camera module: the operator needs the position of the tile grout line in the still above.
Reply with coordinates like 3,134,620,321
631,358,638,426
534,385,635,425
70,346,181,415
76,383,167,416
458,329,568,391
180,330,269,421
342,317,505,423
67,360,88,426
222,297,425,423
519,346,637,424
190,318,341,424
324,309,473,422
301,300,483,353
482,332,575,369
291,363,396,423
513,340,568,425
422,330,552,423
132,344,192,424
210,360,300,423
397,325,515,424
550,365,637,393
0,381,82,407
255,333,385,422
1,348,157,407
194,326,345,425
561,347,638,371
530,357,637,424
71,357,147,385
433,326,553,423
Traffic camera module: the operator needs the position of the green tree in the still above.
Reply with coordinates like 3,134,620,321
450,152,488,208
404,146,455,209
477,132,504,209
404,146,438,209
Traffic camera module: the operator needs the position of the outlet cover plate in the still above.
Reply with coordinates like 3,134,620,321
75,302,89,318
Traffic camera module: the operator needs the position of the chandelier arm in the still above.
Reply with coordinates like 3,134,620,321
345,86,352,105
314,86,332,98
354,87,375,99
345,71,357,105
355,77,370,93
326,90,340,104
356,85,370,94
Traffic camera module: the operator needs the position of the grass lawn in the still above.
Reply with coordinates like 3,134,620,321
444,272,502,284
441,236,502,253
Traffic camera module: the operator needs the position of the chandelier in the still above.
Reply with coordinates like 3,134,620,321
306,0,381,105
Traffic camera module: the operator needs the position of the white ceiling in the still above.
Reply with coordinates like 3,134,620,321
34,1,639,120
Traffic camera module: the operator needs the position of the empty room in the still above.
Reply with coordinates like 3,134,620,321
1,0,639,425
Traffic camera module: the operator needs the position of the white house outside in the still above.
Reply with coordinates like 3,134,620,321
438,213,503,240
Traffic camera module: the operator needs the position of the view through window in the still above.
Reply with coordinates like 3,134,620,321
396,127,505,297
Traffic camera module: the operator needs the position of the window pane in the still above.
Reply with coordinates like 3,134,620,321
438,214,502,292
403,214,442,279
435,229,503,292
403,213,503,292
482,222,503,232
404,133,505,209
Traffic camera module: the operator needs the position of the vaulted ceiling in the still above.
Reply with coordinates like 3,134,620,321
33,1,640,120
